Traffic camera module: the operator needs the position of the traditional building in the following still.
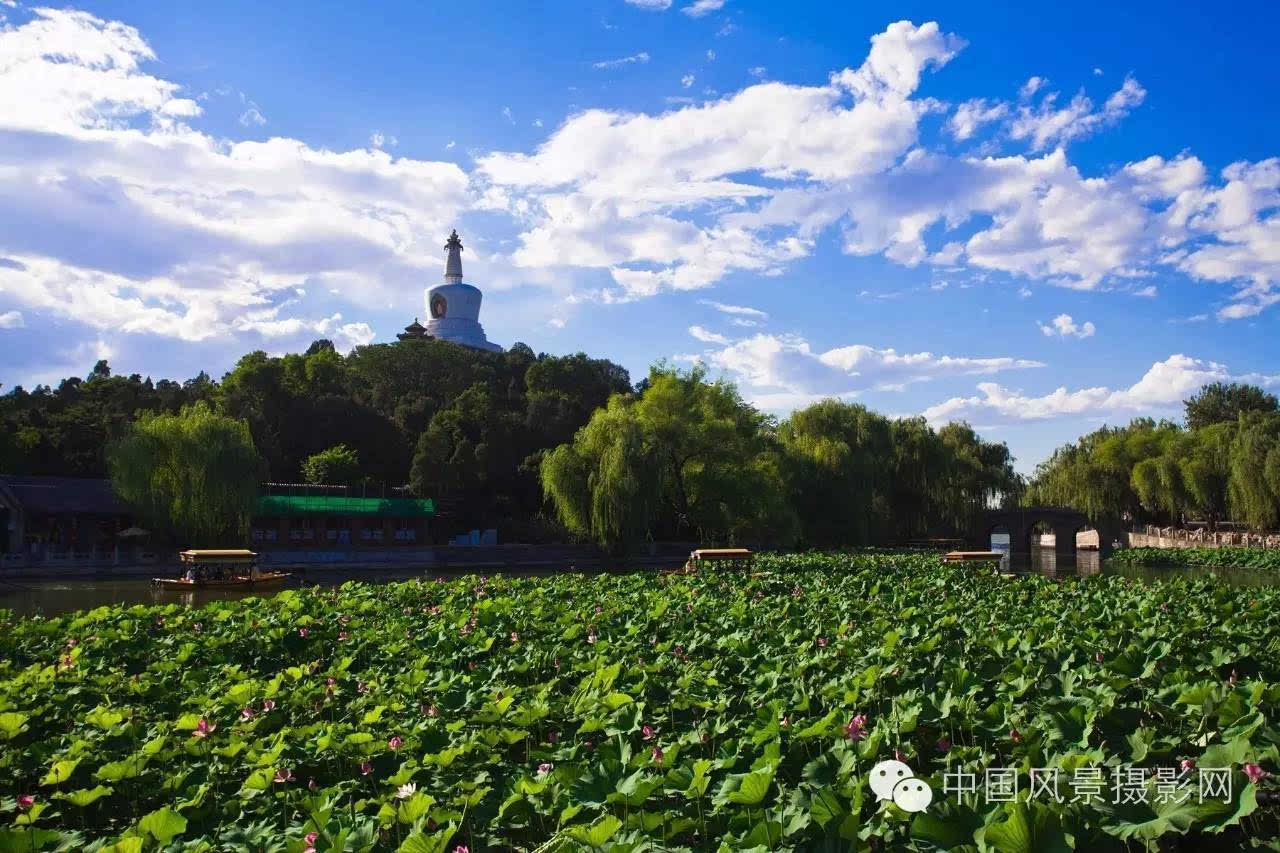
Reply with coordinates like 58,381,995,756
397,318,430,341
422,230,502,352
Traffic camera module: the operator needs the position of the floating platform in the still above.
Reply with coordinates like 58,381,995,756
942,551,1006,563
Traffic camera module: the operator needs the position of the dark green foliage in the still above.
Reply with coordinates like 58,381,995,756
1184,382,1279,431
3,343,631,539
0,554,1275,848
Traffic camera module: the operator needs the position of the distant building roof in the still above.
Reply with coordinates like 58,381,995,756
256,494,435,518
0,476,129,515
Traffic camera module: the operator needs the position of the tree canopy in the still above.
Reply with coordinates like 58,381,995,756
2,339,631,541
302,444,362,486
107,402,262,545
1028,383,1280,530
1184,381,1278,430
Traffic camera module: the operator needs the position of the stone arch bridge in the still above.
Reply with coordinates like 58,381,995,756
976,507,1122,559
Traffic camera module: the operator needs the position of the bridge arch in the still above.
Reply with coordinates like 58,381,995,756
977,507,1119,559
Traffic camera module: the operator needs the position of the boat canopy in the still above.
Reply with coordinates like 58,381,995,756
180,549,258,563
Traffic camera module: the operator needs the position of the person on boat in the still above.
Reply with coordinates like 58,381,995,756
184,568,195,582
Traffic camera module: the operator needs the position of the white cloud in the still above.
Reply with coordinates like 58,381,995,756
369,130,398,148
625,0,672,8
947,98,1008,141
1008,76,1146,150
1020,76,1047,99
480,21,968,299
238,105,266,126
1093,67,1103,76
688,324,729,344
1038,313,1096,338
691,332,1041,408
922,354,1277,423
0,310,23,328
698,299,768,319
501,105,515,123
682,0,725,16
706,49,716,61
747,66,766,78
0,7,470,346
593,52,651,69
334,322,375,351
681,73,695,88
1133,285,1157,297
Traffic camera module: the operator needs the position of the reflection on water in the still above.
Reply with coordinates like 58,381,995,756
1006,546,1278,587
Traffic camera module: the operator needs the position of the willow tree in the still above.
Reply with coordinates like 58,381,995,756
1227,412,1280,530
108,402,262,545
541,367,795,552
779,401,893,546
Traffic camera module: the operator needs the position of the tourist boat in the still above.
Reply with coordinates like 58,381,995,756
152,549,291,589
681,547,754,572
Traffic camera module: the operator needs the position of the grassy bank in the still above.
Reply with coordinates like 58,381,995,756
1110,546,1280,570
1,553,1277,850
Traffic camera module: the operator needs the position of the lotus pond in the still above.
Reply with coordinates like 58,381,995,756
2,552,1278,851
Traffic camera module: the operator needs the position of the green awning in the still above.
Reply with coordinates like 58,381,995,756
256,495,434,518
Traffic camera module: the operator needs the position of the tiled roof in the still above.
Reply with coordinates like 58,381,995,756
0,476,129,515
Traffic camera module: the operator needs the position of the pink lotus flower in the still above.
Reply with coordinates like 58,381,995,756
936,737,951,752
308,777,317,791
642,724,656,741
1244,763,1269,784
396,782,416,799
192,717,216,739
357,681,369,694
1228,670,1239,687
453,846,470,853
263,699,277,712
16,794,34,811
1180,758,1196,774
303,831,318,853
651,746,664,765
241,706,255,721
586,631,597,645
1095,652,1104,663
1010,728,1024,744
193,622,202,633
299,627,309,638
510,631,519,642
273,768,294,784
360,761,373,775
537,762,553,776
388,736,403,750
843,714,867,741
338,631,349,642
817,637,828,647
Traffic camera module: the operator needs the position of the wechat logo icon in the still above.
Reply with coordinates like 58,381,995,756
870,759,933,813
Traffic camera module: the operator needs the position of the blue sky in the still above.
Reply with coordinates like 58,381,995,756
0,0,1278,472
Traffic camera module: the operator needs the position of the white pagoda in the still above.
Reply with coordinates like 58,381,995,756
422,230,501,352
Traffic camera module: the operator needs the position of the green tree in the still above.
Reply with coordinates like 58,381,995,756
541,367,794,551
302,444,362,485
1184,382,1278,430
107,402,262,544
